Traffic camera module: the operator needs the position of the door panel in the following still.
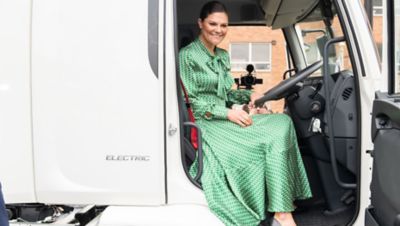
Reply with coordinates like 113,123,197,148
0,0,36,203
369,92,400,226
32,0,164,205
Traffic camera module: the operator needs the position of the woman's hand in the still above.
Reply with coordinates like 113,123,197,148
227,109,253,127
255,107,273,114
249,92,274,115
248,104,273,115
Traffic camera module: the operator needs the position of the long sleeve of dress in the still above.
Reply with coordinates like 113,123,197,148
227,89,252,105
179,50,228,120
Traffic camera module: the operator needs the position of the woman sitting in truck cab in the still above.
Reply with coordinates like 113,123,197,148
179,1,312,226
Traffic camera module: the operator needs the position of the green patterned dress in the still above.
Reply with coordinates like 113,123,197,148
179,38,312,226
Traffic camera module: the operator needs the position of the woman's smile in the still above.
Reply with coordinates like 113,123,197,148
198,12,228,54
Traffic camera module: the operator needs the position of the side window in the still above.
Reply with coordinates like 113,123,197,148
373,0,383,16
297,16,353,76
230,42,272,72
372,0,383,62
296,21,326,67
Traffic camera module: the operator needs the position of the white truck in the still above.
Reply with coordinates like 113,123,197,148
0,0,398,225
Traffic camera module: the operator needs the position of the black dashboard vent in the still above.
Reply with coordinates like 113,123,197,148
342,87,353,100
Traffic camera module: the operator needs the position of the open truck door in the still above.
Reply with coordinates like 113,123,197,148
367,90,400,226
366,1,400,225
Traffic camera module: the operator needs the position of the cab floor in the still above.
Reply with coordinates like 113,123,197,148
294,204,355,226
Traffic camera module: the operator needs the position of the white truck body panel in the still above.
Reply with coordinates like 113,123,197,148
30,0,165,205
338,1,381,225
93,205,224,226
0,0,390,225
163,0,209,206
0,0,36,203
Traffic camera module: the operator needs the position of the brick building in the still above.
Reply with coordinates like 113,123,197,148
219,26,287,111
218,1,383,112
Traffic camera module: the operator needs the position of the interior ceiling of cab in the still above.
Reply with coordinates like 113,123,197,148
177,0,333,29
261,0,320,28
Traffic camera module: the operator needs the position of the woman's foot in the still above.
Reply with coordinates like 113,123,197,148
273,212,296,226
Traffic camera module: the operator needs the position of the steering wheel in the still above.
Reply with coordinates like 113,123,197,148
254,60,323,107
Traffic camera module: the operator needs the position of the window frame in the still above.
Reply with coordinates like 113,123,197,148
229,42,272,72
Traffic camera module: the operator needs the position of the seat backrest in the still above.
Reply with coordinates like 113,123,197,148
178,26,195,49
179,86,197,167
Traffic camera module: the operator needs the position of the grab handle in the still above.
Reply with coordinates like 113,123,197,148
323,37,357,189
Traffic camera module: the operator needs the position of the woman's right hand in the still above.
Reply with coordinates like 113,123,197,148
227,109,252,127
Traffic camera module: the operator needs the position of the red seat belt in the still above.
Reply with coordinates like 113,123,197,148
179,79,199,150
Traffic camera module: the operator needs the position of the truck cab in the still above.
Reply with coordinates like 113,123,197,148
0,0,398,225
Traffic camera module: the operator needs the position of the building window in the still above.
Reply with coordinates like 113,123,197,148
373,0,383,16
230,42,272,72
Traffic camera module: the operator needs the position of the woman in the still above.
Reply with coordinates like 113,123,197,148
179,1,312,225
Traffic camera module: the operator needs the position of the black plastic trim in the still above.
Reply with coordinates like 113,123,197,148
365,206,380,226
364,0,374,26
387,0,395,94
148,0,159,78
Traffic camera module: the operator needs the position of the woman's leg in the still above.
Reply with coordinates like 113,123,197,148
273,212,296,226
259,114,310,226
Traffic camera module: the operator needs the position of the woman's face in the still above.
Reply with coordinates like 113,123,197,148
198,12,228,48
